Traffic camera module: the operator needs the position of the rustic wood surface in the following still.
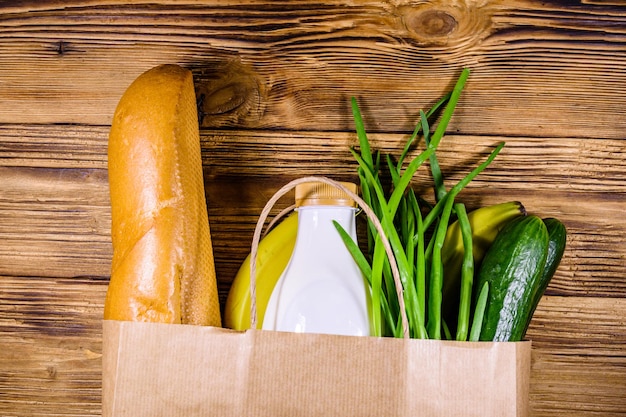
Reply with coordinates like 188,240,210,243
0,1,625,416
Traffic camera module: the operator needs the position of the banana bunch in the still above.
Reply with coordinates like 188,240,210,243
441,200,526,328
224,212,298,330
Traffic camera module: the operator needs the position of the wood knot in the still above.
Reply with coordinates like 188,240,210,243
410,10,457,38
193,58,265,128
200,85,247,116
400,3,494,49
57,40,67,55
52,40,73,56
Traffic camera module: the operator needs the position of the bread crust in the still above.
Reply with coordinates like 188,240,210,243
104,64,221,326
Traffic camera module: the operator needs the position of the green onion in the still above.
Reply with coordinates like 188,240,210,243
340,67,507,341
397,91,453,170
426,188,456,339
409,189,426,322
454,203,474,341
351,149,426,338
385,68,470,221
421,110,447,203
469,282,489,342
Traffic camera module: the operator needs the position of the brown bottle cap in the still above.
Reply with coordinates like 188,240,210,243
295,181,358,207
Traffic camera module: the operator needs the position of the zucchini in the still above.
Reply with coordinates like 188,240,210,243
523,218,567,331
476,215,549,342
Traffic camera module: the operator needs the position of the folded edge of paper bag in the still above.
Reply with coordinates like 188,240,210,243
102,320,531,417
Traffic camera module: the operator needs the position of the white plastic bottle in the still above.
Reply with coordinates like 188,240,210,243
262,181,370,336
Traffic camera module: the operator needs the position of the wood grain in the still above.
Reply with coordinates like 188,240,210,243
528,296,626,415
0,1,624,139
0,276,105,417
2,126,623,298
0,1,625,416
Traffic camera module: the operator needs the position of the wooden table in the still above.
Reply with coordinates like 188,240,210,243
1,1,625,416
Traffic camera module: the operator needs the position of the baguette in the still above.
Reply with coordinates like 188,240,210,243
104,64,221,326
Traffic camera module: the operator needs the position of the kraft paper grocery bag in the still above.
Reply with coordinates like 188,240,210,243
102,176,531,416
102,320,530,417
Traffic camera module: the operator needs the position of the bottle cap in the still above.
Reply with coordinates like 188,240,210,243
295,181,358,208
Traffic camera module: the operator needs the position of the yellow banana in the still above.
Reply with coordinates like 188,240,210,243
224,212,298,330
441,201,526,325
442,201,526,272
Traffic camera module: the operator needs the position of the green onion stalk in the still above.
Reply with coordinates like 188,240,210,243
335,68,507,340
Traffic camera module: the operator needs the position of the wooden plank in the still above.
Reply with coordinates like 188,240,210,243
0,124,108,169
530,352,626,416
3,124,626,191
0,1,623,139
1,126,624,298
0,166,112,278
0,276,105,417
528,296,626,416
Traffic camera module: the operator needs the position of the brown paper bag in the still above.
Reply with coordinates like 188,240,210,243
102,320,530,417
102,176,531,416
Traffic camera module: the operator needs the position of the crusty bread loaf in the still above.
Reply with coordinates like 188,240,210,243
104,64,221,326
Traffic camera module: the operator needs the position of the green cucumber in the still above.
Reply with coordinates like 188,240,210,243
476,215,549,342
523,218,567,331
